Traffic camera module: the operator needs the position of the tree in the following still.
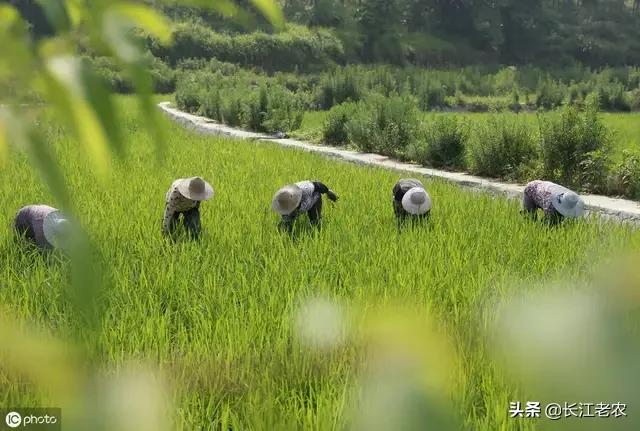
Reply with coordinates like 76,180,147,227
356,0,405,63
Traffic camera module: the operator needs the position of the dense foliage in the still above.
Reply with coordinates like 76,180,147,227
9,0,640,69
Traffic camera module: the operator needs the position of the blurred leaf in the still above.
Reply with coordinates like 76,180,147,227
0,109,6,167
0,4,32,84
128,60,166,158
102,11,143,63
108,3,173,45
0,4,21,27
79,58,124,157
0,309,79,399
39,36,75,57
44,56,112,178
64,0,84,28
3,108,71,209
66,224,104,332
100,8,167,159
36,0,71,33
249,0,284,29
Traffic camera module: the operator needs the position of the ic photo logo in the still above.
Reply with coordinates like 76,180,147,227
5,412,21,428
2,409,60,430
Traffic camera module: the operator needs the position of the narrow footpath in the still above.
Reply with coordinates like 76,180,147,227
159,101,640,224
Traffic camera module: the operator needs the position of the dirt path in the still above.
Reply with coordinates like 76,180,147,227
159,101,640,224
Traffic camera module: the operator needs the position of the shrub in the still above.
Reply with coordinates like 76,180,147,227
628,89,640,111
493,67,518,94
538,95,611,188
596,82,630,111
410,116,467,169
468,115,538,181
152,22,344,72
147,56,176,93
345,94,419,158
221,96,244,127
200,90,223,122
87,54,175,94
243,86,269,132
262,85,305,133
415,81,447,110
322,102,357,146
608,150,640,199
536,78,565,109
175,78,201,113
316,69,362,110
578,150,610,194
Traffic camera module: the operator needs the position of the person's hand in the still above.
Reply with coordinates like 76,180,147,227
327,190,339,202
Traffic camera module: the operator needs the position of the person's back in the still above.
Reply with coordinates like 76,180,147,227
392,178,432,222
162,176,214,239
522,180,584,224
14,205,69,250
272,180,339,232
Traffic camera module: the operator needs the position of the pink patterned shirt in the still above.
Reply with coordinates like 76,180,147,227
523,180,569,218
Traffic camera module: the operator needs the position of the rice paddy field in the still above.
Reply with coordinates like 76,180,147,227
2,97,640,430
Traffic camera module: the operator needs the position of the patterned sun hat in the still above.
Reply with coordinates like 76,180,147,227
272,184,303,215
176,177,214,201
42,211,71,249
401,187,432,215
551,190,585,218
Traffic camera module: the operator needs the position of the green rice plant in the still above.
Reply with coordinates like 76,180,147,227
3,97,640,430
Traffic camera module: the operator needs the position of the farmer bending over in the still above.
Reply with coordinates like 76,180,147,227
14,204,71,251
392,178,432,223
272,180,338,232
163,176,214,239
522,180,584,225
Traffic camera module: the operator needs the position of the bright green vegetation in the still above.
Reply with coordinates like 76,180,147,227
2,98,640,429
173,60,640,200
297,111,640,156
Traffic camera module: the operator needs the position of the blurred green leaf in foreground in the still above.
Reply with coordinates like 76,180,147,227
0,0,283,320
0,2,282,429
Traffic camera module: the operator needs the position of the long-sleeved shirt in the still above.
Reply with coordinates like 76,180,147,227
523,180,568,219
163,179,199,232
295,180,330,213
14,205,57,248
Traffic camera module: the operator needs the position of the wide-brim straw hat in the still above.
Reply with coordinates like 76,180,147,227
401,187,432,215
551,189,585,218
43,211,71,249
177,177,214,201
272,184,302,216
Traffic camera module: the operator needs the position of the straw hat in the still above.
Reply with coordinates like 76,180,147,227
43,211,71,249
551,189,585,218
176,177,214,201
272,185,302,215
401,187,432,215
